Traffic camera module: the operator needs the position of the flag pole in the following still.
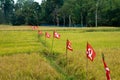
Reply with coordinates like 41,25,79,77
86,42,88,80
66,39,68,73
38,33,40,42
51,31,54,55
45,33,47,46
86,56,88,80
38,30,41,42
66,39,68,64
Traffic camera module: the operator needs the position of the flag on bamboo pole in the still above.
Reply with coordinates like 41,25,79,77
32,26,38,30
86,42,96,61
45,32,51,38
102,53,111,80
38,30,43,35
51,31,60,54
53,31,60,39
66,39,73,51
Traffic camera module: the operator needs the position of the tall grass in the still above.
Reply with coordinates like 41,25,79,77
40,27,120,80
0,25,120,80
0,30,45,55
0,53,63,80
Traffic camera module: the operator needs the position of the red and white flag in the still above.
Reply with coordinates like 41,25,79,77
53,31,60,39
38,30,42,35
86,42,96,61
45,32,51,38
32,26,38,30
102,54,111,80
66,39,73,51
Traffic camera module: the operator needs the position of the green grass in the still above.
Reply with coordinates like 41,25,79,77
37,26,120,80
46,29,120,53
0,30,44,55
0,25,120,80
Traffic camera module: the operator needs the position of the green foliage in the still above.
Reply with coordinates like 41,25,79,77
0,0,120,26
11,0,41,25
40,0,64,25
0,0,14,24
40,0,120,27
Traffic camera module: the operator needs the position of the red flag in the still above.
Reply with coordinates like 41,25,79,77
86,42,96,61
66,39,73,51
53,31,60,39
45,32,51,38
32,26,38,30
38,30,43,35
102,54,111,80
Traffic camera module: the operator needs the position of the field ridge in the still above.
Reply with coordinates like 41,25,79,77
39,38,70,80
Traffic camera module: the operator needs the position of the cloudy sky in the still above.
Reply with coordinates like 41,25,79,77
14,0,42,4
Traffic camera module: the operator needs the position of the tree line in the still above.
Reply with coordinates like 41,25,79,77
0,0,120,27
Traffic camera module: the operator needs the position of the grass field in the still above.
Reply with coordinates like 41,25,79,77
0,25,120,80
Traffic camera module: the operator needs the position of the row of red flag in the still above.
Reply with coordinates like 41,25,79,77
32,26,38,30
32,26,111,80
33,26,60,39
38,30,60,39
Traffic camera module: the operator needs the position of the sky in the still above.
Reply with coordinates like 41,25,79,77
34,0,42,4
14,0,42,4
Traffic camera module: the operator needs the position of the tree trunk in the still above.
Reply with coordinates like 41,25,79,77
95,1,99,27
63,15,65,27
53,16,55,26
56,16,59,26
85,12,88,27
95,7,98,27
69,15,71,27
81,12,83,27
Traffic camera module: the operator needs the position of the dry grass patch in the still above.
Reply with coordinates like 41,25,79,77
0,53,62,80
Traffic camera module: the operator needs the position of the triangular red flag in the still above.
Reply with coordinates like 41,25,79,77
45,32,51,38
102,54,111,80
66,39,73,51
86,42,96,61
53,31,60,39
38,30,43,35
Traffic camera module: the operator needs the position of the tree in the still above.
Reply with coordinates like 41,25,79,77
11,0,41,25
40,0,63,26
22,1,41,25
1,0,120,26
59,0,77,27
0,0,14,24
